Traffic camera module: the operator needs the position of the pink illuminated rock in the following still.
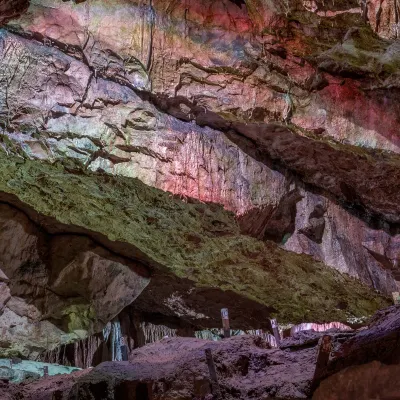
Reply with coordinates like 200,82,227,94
290,321,352,336
0,0,398,361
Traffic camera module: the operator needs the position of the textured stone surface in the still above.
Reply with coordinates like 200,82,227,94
6,0,399,151
314,361,400,400
0,0,398,359
0,369,89,400
0,19,398,294
56,306,400,399
0,0,29,26
68,335,316,400
367,0,400,39
0,359,79,383
0,0,398,297
2,305,400,399
41,310,196,369
0,156,387,329
0,202,149,358
328,305,400,371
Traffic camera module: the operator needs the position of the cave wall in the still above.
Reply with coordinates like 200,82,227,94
0,0,397,357
0,4,398,293
0,201,149,358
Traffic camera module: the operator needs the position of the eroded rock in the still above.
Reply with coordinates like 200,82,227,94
314,361,400,400
0,202,150,358
68,335,316,400
0,0,398,300
0,0,398,362
0,0,29,26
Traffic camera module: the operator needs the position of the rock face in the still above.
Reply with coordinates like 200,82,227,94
314,361,400,400
68,335,316,400
0,201,150,358
0,0,29,26
42,310,196,369
44,306,400,400
0,169,387,358
1,0,398,293
0,369,89,400
0,359,79,383
0,0,398,357
2,305,400,399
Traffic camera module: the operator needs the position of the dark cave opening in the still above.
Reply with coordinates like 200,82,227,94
135,383,149,400
228,0,246,8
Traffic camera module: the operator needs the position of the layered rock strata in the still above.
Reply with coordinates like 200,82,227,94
0,0,398,357
0,184,386,358
0,199,149,358
1,305,400,399
0,0,398,294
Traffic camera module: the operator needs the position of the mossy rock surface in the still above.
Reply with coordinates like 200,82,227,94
0,150,389,324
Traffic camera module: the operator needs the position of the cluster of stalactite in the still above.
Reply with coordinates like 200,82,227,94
103,318,123,362
42,319,125,368
40,314,353,368
139,321,177,344
196,329,278,347
42,334,105,369
40,315,183,367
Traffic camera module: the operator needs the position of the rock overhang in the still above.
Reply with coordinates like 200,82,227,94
0,0,398,359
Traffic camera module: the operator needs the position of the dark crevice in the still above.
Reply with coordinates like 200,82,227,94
237,189,303,243
229,0,246,8
222,128,400,236
136,383,149,400
298,204,326,244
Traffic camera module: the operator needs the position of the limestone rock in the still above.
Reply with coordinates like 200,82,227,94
68,335,316,400
0,0,398,298
0,202,150,358
0,0,29,26
3,306,400,399
0,0,398,359
0,161,389,359
66,306,400,399
0,366,40,383
314,361,400,400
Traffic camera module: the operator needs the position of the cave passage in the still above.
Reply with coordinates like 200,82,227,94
0,0,399,398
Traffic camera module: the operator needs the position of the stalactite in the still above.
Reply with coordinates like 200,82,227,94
140,321,177,344
195,329,222,341
40,334,104,369
195,329,279,346
110,318,123,362
40,318,353,368
146,0,155,76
